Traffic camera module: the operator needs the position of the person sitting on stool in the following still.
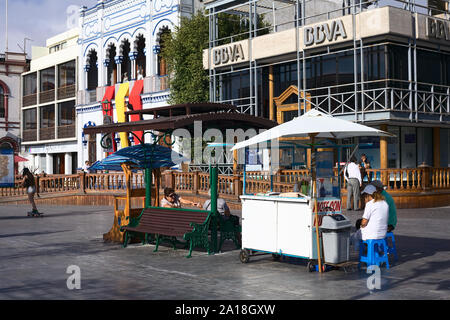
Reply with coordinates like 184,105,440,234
350,184,389,251
370,180,397,232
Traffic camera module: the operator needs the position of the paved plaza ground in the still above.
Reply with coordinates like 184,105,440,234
0,204,449,300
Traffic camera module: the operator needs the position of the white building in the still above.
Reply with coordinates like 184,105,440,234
0,51,28,174
20,29,80,175
76,0,203,167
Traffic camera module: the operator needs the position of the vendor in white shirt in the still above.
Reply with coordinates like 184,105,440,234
344,156,362,211
350,184,389,248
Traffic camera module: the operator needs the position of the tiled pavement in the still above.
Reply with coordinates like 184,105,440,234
0,204,449,300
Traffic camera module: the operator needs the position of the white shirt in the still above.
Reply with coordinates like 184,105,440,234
361,199,389,240
344,162,362,185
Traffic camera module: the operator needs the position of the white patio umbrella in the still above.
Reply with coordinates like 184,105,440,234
231,109,394,151
231,109,394,273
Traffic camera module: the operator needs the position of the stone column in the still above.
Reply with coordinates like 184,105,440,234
65,153,72,175
103,59,110,86
380,124,388,169
46,153,54,175
129,52,138,80
115,56,123,83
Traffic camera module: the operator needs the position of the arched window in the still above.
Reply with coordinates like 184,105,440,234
87,49,98,90
0,85,5,118
0,81,9,119
106,44,117,86
158,28,171,77
135,34,146,79
120,39,131,82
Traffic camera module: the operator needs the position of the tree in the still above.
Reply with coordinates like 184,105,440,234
161,11,210,105
161,10,271,105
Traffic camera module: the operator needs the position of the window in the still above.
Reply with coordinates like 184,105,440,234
40,105,55,128
23,109,37,130
40,67,55,92
23,73,37,96
49,41,67,54
0,85,4,118
417,49,442,85
58,101,75,126
58,60,76,88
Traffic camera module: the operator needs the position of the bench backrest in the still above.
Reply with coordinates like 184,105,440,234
138,207,211,232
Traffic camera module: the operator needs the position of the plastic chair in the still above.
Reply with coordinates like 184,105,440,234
385,232,398,262
359,238,390,269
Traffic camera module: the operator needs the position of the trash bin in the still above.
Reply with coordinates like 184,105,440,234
320,214,352,264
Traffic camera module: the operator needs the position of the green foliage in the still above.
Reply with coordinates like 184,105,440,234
161,10,271,105
161,11,210,105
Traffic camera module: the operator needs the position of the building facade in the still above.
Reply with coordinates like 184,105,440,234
204,0,450,170
20,29,79,175
0,51,28,174
76,0,203,167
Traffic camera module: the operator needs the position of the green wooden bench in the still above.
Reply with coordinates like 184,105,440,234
120,206,212,258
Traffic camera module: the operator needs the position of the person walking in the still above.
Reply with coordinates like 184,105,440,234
344,156,362,211
21,168,40,216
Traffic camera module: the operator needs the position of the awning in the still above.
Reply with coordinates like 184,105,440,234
83,112,277,136
14,155,28,163
129,80,144,144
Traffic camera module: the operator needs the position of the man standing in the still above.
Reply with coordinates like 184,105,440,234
344,157,362,211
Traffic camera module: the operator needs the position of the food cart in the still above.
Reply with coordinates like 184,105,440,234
232,109,393,272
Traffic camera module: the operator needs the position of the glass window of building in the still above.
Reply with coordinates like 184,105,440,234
387,126,400,168
106,44,117,86
417,128,433,166
40,67,55,92
417,49,443,85
23,109,37,130
401,127,417,168
58,101,75,126
440,128,450,167
40,105,55,128
23,73,37,96
58,60,76,88
0,86,4,118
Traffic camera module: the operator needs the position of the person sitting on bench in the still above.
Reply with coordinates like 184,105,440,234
161,187,201,208
202,189,240,227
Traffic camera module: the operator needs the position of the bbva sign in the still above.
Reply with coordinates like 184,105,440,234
304,20,347,46
213,44,245,66
426,17,450,41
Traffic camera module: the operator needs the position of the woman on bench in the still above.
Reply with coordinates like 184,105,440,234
161,187,201,209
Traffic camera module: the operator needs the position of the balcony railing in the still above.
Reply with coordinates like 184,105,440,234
57,124,75,139
40,89,55,104
57,84,76,100
22,129,37,142
23,94,37,107
39,127,55,141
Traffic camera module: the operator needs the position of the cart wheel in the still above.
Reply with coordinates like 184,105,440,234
272,254,281,261
307,261,316,272
239,249,250,264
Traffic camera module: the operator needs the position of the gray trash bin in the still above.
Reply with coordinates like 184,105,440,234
320,214,352,264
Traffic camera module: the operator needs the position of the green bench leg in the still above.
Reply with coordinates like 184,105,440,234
186,240,193,258
154,235,160,252
123,231,130,248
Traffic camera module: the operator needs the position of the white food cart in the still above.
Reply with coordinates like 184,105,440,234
232,110,393,272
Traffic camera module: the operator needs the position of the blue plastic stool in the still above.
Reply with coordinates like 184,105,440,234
359,239,390,269
385,232,398,262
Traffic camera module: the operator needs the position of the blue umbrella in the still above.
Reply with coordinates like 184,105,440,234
89,144,189,171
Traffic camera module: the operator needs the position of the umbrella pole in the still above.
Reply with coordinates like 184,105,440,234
310,133,323,273
145,168,151,208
